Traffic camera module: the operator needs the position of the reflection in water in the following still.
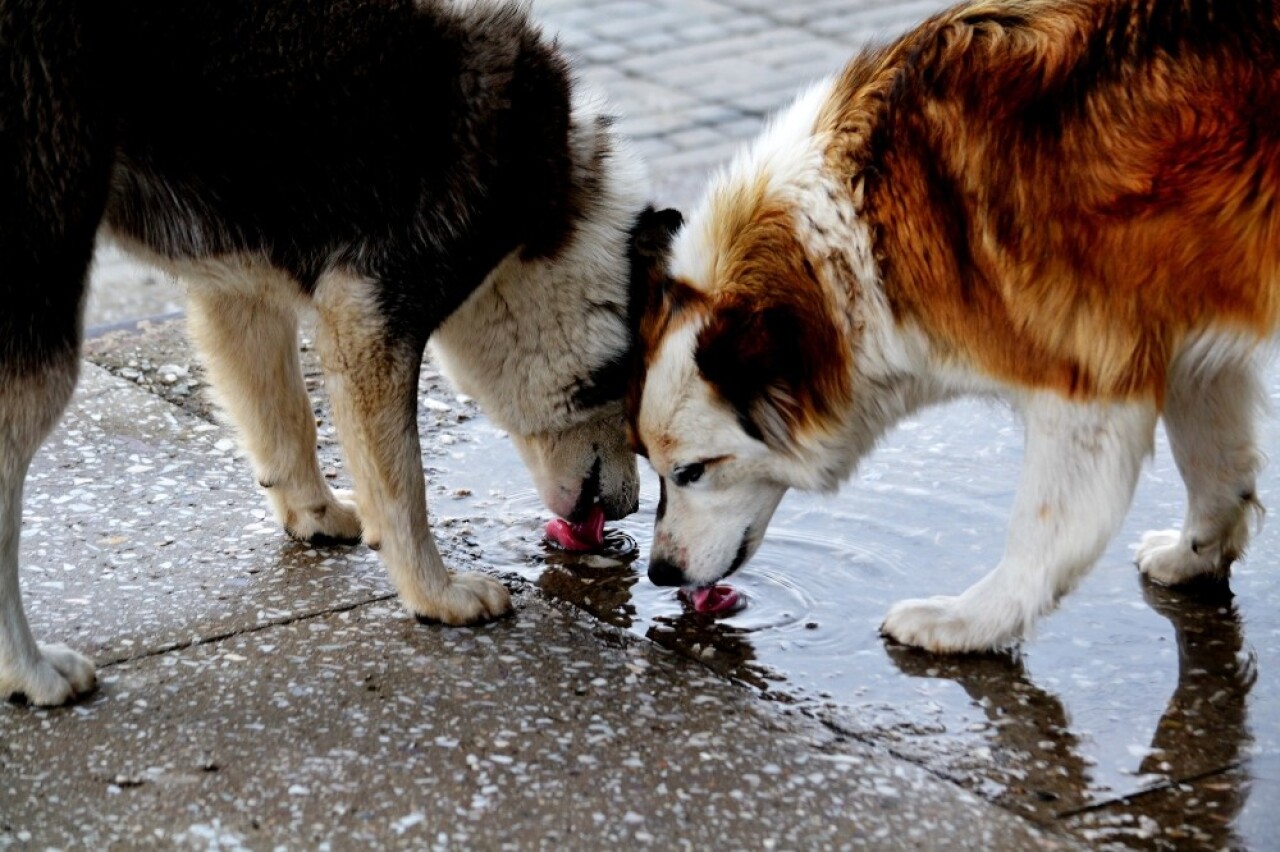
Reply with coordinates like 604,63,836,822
437,413,1266,848
883,577,1257,847
883,645,1092,817
528,515,1260,845
1061,578,1258,850
1137,578,1255,780
538,531,642,629
537,535,780,690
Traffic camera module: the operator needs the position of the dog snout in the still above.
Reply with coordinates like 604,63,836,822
567,458,602,522
648,558,686,587
607,491,640,520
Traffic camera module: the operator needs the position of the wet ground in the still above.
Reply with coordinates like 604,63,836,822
5,324,1070,850
16,0,1279,844
407,387,1280,850
79,320,1279,849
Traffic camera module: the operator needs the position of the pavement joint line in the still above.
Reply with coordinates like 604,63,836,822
1052,760,1249,820
88,567,595,673
93,592,399,671
802,707,1039,821
813,701,1248,836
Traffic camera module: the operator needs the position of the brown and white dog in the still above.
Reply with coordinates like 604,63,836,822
633,0,1280,653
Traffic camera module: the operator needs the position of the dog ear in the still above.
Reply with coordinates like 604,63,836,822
626,205,685,349
570,207,685,413
625,207,693,445
695,301,830,452
631,207,684,260
627,206,684,321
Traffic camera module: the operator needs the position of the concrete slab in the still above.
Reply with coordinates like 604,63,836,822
4,355,1072,848
1,586,1070,849
19,362,392,666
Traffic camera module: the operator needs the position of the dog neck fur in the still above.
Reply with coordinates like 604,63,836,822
430,88,649,437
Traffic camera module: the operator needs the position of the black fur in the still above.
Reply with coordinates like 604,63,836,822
570,205,683,412
0,1,112,376
2,0,589,370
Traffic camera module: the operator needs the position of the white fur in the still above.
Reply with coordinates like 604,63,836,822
643,81,1270,653
1136,346,1265,586
431,103,647,518
674,79,839,292
883,394,1157,651
642,322,790,581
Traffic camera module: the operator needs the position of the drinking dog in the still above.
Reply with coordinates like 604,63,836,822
633,0,1280,652
0,0,675,704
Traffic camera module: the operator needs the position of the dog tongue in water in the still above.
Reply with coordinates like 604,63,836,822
544,505,607,551
683,584,742,616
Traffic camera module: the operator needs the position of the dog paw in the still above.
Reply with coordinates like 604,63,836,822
1136,529,1220,586
881,596,1017,654
2,644,97,706
412,573,513,626
283,489,363,545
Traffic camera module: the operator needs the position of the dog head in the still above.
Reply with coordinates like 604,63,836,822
509,204,683,521
433,184,683,522
633,167,858,589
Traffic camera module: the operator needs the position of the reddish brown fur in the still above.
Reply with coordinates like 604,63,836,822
815,0,1280,403
633,187,853,451
629,275,710,455
693,201,852,447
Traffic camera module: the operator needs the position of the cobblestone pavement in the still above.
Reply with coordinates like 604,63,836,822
542,0,941,180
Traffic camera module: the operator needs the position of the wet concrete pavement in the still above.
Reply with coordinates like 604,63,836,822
7,0,1279,848
3,347,1071,849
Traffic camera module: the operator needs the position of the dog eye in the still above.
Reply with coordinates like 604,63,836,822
671,463,705,486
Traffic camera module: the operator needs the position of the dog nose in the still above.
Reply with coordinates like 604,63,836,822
648,559,686,587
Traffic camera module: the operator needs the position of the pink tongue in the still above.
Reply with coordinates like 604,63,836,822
685,584,742,615
544,505,607,551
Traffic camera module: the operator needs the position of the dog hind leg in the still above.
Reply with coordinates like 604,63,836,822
0,362,99,704
882,394,1157,653
186,273,362,544
1137,355,1263,586
0,7,111,702
313,271,511,624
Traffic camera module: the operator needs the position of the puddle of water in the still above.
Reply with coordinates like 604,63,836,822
432,390,1278,848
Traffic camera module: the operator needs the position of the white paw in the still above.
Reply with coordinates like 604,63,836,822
411,572,513,626
281,488,363,545
881,595,1020,653
1,644,97,706
1136,529,1219,586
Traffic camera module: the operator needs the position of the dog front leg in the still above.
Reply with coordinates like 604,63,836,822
186,280,362,545
882,394,1157,653
314,273,511,625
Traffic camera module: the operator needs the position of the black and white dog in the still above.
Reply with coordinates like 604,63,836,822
0,0,679,704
